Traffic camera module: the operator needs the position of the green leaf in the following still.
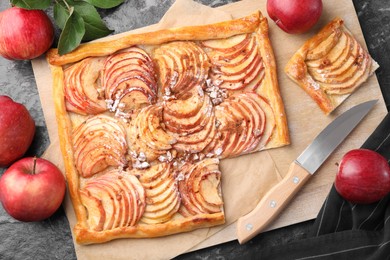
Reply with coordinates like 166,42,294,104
11,0,51,10
84,0,125,9
53,3,70,30
58,8,86,55
72,2,113,41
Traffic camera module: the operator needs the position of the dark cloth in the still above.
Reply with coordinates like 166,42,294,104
260,113,390,260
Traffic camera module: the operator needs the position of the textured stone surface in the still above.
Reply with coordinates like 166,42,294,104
0,0,388,259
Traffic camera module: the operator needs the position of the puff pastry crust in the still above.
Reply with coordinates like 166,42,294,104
285,18,378,115
48,11,289,244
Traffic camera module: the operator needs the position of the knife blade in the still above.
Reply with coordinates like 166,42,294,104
236,100,378,244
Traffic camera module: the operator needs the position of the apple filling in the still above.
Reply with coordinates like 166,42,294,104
306,30,373,95
64,57,107,115
67,31,277,234
178,158,222,217
80,168,146,231
72,115,128,178
102,47,158,116
202,34,265,91
153,41,210,98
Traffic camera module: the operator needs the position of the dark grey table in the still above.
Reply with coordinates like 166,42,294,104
0,1,389,259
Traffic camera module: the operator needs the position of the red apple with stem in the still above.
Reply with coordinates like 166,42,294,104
0,6,54,60
0,96,35,167
267,0,323,34
0,157,66,222
335,149,390,204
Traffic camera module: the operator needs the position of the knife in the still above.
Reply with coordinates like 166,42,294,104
236,100,378,244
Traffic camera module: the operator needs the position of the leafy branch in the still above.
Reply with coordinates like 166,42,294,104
10,0,124,55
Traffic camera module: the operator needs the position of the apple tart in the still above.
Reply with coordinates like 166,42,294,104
47,11,289,244
285,18,379,115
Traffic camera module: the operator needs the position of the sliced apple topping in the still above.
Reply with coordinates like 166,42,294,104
306,31,374,95
163,90,217,154
134,162,181,224
178,158,223,217
163,86,205,119
79,189,106,231
306,28,343,60
205,92,275,158
204,34,265,91
64,57,107,115
128,105,177,163
153,41,210,98
201,34,250,53
72,115,128,178
102,47,158,116
80,168,146,231
163,87,211,134
306,32,350,70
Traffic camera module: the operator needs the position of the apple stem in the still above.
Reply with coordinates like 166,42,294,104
33,156,37,175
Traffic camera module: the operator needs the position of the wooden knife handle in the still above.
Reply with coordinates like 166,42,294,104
236,161,311,244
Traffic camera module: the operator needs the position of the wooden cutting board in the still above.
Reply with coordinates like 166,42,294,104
31,0,387,258
190,0,387,250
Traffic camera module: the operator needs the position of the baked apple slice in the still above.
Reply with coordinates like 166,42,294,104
215,99,245,158
98,173,131,228
153,41,209,97
306,29,343,60
163,88,211,134
80,169,146,231
79,189,106,231
306,32,350,70
178,158,223,217
226,95,261,156
306,30,373,95
103,48,154,81
136,162,169,187
208,92,274,158
163,87,205,119
201,34,250,54
102,47,158,113
128,105,176,162
211,36,257,71
242,92,276,151
136,163,181,224
64,57,107,115
202,115,232,157
88,176,129,229
310,38,372,95
141,106,176,151
84,180,120,230
119,172,146,227
72,115,128,178
162,87,217,154
308,34,357,78
173,110,216,154
204,34,265,91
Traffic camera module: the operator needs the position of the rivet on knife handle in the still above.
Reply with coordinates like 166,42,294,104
236,161,312,244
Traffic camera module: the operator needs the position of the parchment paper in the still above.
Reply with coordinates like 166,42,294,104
31,0,388,259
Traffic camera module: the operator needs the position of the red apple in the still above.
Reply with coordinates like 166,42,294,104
335,149,390,204
0,157,66,222
267,0,323,34
0,96,35,167
0,7,54,60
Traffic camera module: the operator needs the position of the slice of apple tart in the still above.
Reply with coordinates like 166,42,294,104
285,18,379,115
47,11,289,244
